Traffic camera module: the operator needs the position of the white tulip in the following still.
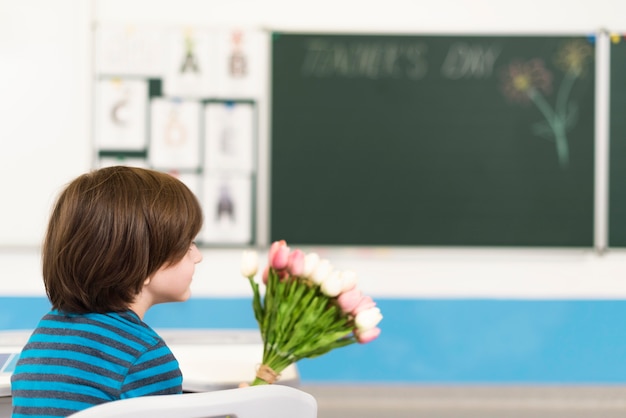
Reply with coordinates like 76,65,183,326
302,252,320,278
340,270,358,292
310,259,332,284
240,250,259,278
320,271,343,297
355,307,383,332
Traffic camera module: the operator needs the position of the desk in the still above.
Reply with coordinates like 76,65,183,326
0,329,299,417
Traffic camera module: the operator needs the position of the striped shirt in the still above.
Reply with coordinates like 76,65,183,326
11,310,182,417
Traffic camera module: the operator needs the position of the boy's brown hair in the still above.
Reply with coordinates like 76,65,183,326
42,166,203,313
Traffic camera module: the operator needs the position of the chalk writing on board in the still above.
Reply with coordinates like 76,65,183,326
499,40,593,168
440,42,502,79
301,39,428,79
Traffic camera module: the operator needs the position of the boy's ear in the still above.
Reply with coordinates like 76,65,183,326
143,277,151,286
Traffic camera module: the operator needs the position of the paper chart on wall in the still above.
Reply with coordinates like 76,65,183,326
149,98,201,170
202,175,252,244
95,78,148,150
92,23,263,246
96,25,165,76
163,27,218,98
204,102,255,173
213,29,264,98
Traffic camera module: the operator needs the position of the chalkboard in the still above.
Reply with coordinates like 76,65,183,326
609,39,626,247
271,34,595,246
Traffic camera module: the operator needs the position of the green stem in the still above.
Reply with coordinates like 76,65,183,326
528,88,569,168
553,122,569,168
528,88,556,125
556,70,577,121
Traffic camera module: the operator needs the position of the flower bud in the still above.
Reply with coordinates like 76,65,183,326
287,249,305,277
339,270,358,292
302,252,320,278
336,287,362,313
268,240,286,261
352,295,376,316
320,271,342,297
356,327,381,344
269,241,290,270
355,307,383,332
262,265,270,285
240,250,259,278
310,259,332,284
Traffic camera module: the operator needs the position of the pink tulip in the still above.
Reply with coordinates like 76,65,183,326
268,240,286,262
269,239,287,261
356,327,381,344
287,249,305,276
352,295,376,316
262,265,270,285
337,287,362,313
269,240,290,270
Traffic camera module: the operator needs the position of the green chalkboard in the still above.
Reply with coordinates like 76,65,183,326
271,34,595,246
609,39,626,246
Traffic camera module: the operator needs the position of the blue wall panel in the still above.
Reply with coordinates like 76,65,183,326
1,297,625,384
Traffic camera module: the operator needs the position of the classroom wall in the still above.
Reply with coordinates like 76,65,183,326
2,0,626,384
3,0,626,297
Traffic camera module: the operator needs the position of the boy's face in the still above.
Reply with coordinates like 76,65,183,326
144,243,203,304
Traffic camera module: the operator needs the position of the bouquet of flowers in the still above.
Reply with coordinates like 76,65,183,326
240,240,383,386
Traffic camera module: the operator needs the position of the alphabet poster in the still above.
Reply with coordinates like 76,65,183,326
149,98,201,170
163,27,217,98
95,78,148,150
204,102,255,173
96,25,164,76
202,175,253,244
93,24,267,245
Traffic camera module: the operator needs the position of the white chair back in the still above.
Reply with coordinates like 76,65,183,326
68,385,317,418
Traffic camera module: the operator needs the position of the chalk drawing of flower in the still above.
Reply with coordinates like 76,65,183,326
501,59,553,104
554,39,593,77
499,40,593,169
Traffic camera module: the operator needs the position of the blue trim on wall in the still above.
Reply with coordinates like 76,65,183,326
1,297,626,384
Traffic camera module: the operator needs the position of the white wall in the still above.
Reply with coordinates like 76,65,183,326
0,0,92,247
2,0,626,300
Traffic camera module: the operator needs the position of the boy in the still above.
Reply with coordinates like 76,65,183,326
11,166,203,417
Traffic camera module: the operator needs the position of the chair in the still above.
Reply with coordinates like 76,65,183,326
68,384,317,418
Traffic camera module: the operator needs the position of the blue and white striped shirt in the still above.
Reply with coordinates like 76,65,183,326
11,310,182,417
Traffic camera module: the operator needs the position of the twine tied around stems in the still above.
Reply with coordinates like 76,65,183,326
256,364,280,384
